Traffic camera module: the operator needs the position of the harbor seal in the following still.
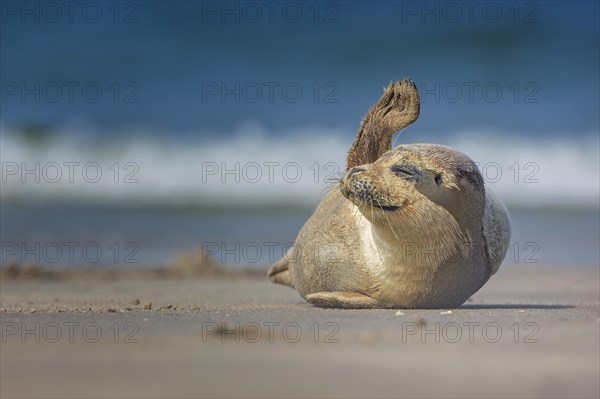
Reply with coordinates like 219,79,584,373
268,79,510,308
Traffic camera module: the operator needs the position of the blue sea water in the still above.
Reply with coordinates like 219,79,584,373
1,1,598,134
0,206,598,268
0,1,598,268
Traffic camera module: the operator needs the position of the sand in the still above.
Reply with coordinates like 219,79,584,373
1,265,599,398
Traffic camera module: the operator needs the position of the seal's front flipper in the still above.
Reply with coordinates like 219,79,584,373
267,256,293,288
306,292,395,309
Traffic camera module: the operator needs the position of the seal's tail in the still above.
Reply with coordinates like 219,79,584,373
267,253,294,288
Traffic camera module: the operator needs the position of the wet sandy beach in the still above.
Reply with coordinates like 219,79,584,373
1,265,598,398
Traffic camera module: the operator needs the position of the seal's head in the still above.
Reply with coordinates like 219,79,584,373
341,144,485,235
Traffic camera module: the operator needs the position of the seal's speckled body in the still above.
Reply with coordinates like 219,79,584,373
268,80,510,308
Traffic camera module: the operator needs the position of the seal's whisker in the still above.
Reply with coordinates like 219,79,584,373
375,197,400,243
354,201,364,225
392,132,401,149
323,181,341,195
321,174,346,200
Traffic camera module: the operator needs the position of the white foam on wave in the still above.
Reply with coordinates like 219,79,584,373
1,122,598,210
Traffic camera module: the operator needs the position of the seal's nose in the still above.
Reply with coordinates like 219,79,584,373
348,167,364,178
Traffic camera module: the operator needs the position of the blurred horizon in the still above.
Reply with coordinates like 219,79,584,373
1,1,599,211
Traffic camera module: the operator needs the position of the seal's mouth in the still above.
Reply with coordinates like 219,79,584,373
341,187,401,212
374,204,401,212
340,178,402,212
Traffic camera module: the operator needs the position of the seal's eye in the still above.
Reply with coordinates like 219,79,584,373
391,164,418,179
435,174,442,187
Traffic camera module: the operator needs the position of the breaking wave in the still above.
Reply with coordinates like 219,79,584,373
2,123,598,210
